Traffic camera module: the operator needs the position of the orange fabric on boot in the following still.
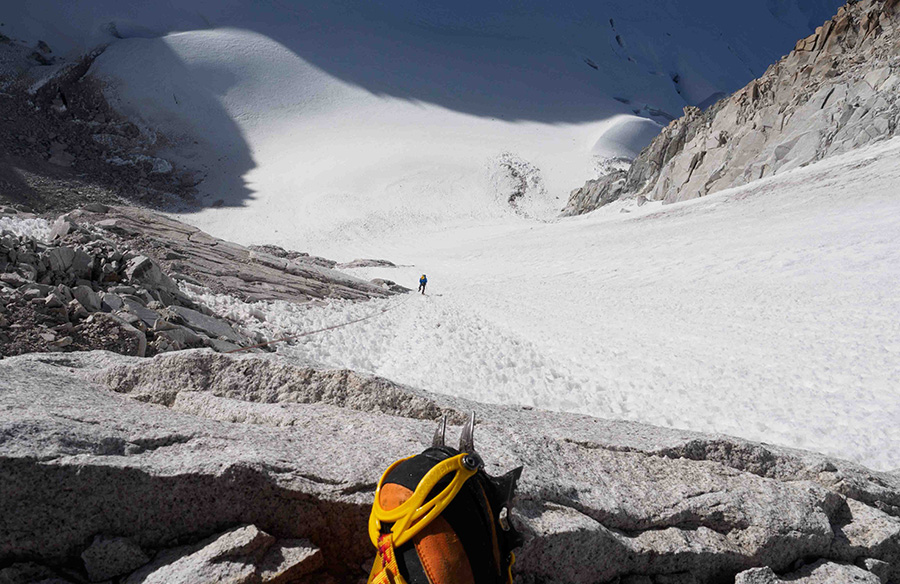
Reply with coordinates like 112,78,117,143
377,483,476,584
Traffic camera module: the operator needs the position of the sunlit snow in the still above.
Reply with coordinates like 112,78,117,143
10,1,894,471
187,137,900,472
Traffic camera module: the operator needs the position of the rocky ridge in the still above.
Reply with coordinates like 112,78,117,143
0,205,395,358
79,206,393,303
563,0,900,215
0,40,199,213
2,350,899,584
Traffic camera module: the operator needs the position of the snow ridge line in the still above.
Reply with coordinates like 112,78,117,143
226,295,414,354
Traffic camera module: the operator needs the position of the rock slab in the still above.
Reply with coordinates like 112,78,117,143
123,525,321,584
81,535,150,582
2,350,900,583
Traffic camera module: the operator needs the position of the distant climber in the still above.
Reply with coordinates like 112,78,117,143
418,274,427,294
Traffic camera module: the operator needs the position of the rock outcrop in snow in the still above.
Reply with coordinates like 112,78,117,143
0,45,199,213
564,0,900,215
0,205,395,358
2,350,899,583
0,207,250,356
82,206,392,304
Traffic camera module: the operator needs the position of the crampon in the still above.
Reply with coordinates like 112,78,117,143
367,413,523,584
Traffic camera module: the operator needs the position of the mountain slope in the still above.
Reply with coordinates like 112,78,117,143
4,0,843,250
190,135,900,472
565,0,900,215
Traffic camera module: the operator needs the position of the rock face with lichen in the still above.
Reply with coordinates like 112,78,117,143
564,0,900,215
2,350,899,584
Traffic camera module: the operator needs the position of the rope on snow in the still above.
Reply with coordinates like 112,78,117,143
226,293,414,354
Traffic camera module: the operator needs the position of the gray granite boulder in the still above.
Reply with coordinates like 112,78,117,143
165,305,243,343
2,350,899,583
123,525,321,584
81,535,149,582
735,560,881,583
72,285,101,313
124,255,178,293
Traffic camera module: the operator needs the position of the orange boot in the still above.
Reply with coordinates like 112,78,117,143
367,414,522,584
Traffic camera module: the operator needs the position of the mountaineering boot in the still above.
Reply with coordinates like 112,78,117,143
367,413,522,584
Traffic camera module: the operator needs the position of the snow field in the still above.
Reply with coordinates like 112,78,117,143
8,0,890,470
189,138,900,471
30,0,838,250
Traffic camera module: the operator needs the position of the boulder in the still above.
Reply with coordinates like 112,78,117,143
44,293,64,308
124,256,178,293
69,250,93,280
257,539,323,583
2,351,900,583
121,526,321,584
48,218,78,242
124,526,266,584
857,558,891,581
0,273,29,287
734,567,781,583
122,298,161,328
67,299,89,321
166,305,244,343
735,560,881,583
154,324,205,350
830,497,900,581
46,247,76,273
100,293,124,312
72,285,101,313
370,278,411,293
81,535,149,582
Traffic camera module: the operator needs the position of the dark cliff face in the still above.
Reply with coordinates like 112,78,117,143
564,0,900,216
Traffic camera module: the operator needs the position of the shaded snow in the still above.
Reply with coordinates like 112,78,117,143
5,0,842,246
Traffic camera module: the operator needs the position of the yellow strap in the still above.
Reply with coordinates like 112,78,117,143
368,533,408,584
368,453,477,549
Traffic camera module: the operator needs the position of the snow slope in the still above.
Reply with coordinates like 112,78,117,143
11,1,895,471
6,0,843,246
191,137,900,472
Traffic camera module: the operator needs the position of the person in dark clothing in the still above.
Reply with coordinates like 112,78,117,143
418,274,427,294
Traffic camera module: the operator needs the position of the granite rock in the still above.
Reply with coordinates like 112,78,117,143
565,0,900,215
2,350,899,583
